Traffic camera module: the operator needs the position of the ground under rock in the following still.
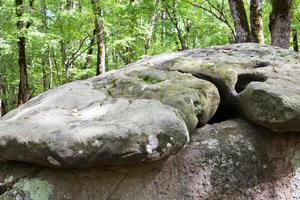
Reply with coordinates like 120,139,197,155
1,119,300,200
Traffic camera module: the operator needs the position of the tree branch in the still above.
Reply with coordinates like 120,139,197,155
184,0,235,37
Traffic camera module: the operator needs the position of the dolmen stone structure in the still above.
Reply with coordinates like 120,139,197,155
0,43,300,200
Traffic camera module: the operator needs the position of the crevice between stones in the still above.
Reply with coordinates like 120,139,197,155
160,67,268,125
235,73,268,94
196,71,267,125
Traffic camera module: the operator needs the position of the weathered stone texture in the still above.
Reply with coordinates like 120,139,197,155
1,43,300,199
1,119,300,200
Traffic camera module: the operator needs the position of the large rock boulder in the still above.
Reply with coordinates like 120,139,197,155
1,43,300,199
1,119,300,200
0,65,219,168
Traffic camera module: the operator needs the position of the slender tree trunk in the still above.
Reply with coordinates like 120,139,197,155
165,6,188,50
59,2,68,82
183,18,191,45
94,18,105,75
51,47,61,84
161,11,167,42
174,19,187,50
91,0,106,75
16,0,29,105
83,35,95,69
41,0,50,91
48,50,53,88
41,64,47,91
112,50,117,63
228,0,251,43
60,40,67,76
0,78,7,117
78,1,82,12
269,0,293,49
0,100,6,117
292,29,299,52
250,0,264,44
17,37,29,105
144,0,160,55
124,47,132,65
66,0,74,10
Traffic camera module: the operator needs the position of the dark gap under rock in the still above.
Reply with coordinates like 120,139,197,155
189,72,240,125
207,105,239,124
235,73,267,93
204,72,267,124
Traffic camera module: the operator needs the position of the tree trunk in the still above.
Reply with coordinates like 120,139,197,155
94,18,106,75
91,0,106,75
250,0,264,44
228,0,251,43
144,0,160,55
66,0,74,10
60,40,67,79
165,5,188,50
0,100,6,117
16,0,29,105
0,78,7,117
51,47,61,84
161,11,167,42
293,29,299,52
269,0,293,49
174,20,187,50
83,36,95,69
59,2,68,82
41,0,50,91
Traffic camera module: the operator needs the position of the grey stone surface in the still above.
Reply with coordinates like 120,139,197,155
131,43,300,132
1,43,300,199
0,81,189,167
0,65,219,168
1,119,300,200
